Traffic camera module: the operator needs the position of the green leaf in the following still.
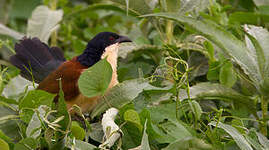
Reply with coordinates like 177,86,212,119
219,61,237,87
255,132,269,148
141,120,150,150
111,0,152,15
142,13,261,88
14,137,38,150
258,5,269,15
253,0,269,6
56,80,70,132
26,106,46,138
118,43,161,59
139,109,161,140
73,40,87,54
163,137,212,150
0,130,12,143
0,138,9,150
0,96,18,105
179,0,209,14
245,135,264,150
27,5,63,43
204,41,215,61
64,3,140,20
66,139,96,150
210,121,253,150
124,109,143,132
0,120,20,142
121,123,142,149
190,100,202,120
160,0,181,12
2,76,35,98
90,79,171,118
178,83,256,114
71,121,86,140
244,25,269,85
9,0,41,19
0,24,24,40
78,58,112,98
19,90,55,110
44,128,54,148
145,102,193,143
157,119,192,143
229,12,269,25
207,61,220,81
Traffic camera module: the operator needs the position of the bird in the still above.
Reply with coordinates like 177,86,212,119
9,32,132,113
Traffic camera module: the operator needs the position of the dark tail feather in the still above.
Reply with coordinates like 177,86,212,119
10,37,66,83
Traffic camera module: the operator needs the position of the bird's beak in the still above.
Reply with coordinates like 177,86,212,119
116,35,132,43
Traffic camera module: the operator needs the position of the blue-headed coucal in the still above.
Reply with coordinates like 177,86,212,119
9,32,132,112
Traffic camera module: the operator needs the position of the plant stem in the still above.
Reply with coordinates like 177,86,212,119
166,20,173,44
50,0,58,46
261,96,268,136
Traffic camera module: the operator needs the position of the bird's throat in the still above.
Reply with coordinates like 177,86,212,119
68,43,120,113
101,43,119,88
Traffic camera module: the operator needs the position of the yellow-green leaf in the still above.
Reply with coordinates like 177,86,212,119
78,58,112,98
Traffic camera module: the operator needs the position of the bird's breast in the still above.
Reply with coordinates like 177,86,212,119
67,43,120,113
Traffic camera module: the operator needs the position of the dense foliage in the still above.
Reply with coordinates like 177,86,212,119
1,0,269,149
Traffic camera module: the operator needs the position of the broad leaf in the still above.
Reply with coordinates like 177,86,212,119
0,138,9,150
0,24,24,40
56,81,70,132
207,61,220,81
26,106,47,138
64,3,140,19
0,96,18,105
163,137,212,150
19,90,55,110
210,121,253,150
2,76,36,99
245,25,269,79
110,0,152,15
27,5,63,43
229,12,269,25
142,13,261,88
245,135,264,150
190,100,202,120
124,109,143,131
9,0,41,19
256,132,269,148
141,120,150,150
160,0,181,12
71,121,86,140
178,83,256,114
179,0,209,14
78,58,112,98
253,0,269,6
19,90,54,123
219,61,237,87
66,139,96,150
146,102,193,143
118,43,161,59
14,137,38,150
156,119,192,143
90,78,171,118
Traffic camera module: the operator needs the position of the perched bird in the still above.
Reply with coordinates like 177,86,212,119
10,32,132,112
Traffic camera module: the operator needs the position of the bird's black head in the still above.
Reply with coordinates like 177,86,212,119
89,32,131,49
77,32,132,67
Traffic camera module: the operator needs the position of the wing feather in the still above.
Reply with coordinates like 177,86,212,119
37,57,87,100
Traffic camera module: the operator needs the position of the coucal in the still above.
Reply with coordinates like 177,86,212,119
9,32,131,112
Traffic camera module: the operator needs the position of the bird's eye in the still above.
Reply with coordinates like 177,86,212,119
109,36,115,41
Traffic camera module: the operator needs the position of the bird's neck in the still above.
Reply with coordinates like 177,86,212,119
77,48,102,67
77,43,120,87
102,43,119,87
